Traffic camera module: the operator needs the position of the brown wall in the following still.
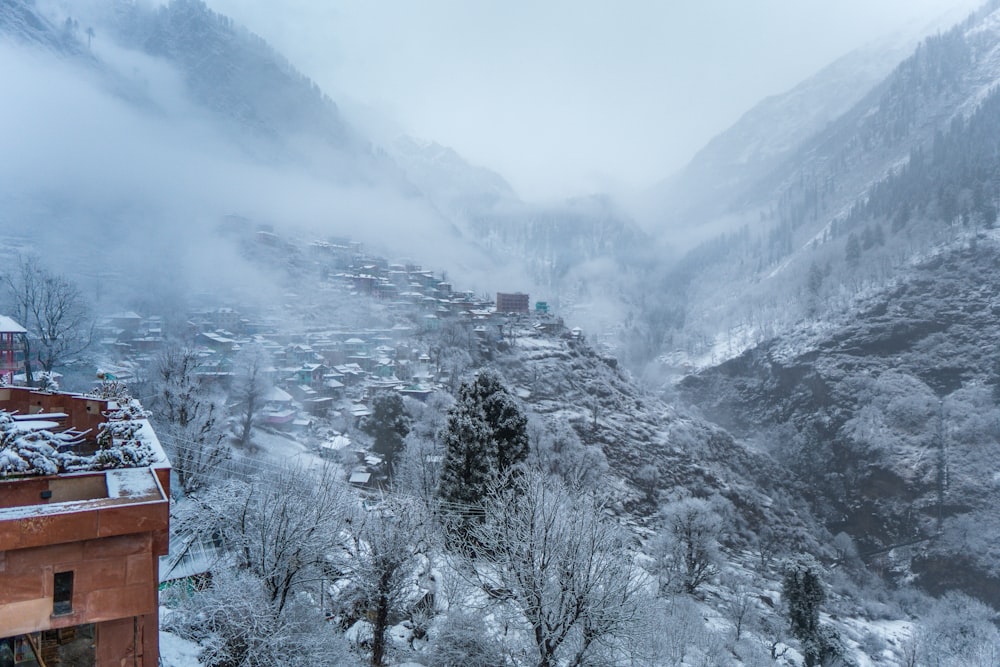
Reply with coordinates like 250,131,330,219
0,533,159,638
0,387,108,435
0,474,108,510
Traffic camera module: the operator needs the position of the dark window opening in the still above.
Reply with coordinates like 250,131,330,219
53,571,73,615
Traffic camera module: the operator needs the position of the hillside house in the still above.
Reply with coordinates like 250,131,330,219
0,387,171,666
295,363,328,390
0,316,27,384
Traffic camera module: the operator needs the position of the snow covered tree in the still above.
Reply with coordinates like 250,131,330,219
361,391,410,476
1,253,92,382
437,400,496,510
164,568,358,667
428,611,508,667
151,345,228,494
910,591,1000,667
181,465,350,616
437,369,528,508
474,369,529,472
332,496,430,667
469,471,646,667
782,558,829,667
527,418,608,490
230,342,271,449
653,497,726,595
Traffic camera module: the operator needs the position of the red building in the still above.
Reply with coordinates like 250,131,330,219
0,387,170,666
496,292,530,314
0,315,26,383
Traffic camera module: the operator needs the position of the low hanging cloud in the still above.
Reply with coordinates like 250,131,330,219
0,32,515,302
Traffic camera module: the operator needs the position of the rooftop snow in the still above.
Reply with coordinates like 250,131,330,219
0,315,26,334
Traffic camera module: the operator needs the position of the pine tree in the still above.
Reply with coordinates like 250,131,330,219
782,559,826,667
845,233,861,268
362,391,410,477
437,369,528,508
466,369,529,471
437,403,497,507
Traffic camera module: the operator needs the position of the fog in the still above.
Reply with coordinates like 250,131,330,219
0,0,983,335
204,0,978,201
0,29,519,301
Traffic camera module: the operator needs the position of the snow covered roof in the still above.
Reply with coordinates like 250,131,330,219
265,386,293,403
0,315,26,334
160,530,224,583
0,398,167,479
321,434,351,451
348,471,371,485
0,467,167,525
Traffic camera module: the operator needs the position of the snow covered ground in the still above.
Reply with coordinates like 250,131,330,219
159,630,202,667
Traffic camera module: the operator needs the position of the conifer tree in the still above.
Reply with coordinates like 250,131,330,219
465,368,529,471
362,391,410,477
782,559,827,667
437,369,528,509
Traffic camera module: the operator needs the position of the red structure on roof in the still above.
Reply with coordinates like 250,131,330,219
0,315,26,384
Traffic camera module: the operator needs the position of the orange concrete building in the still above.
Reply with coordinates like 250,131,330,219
0,387,170,666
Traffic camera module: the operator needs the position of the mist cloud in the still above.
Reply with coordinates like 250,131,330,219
0,34,519,299
205,0,979,201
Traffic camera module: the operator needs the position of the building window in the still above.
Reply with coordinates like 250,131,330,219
53,571,73,615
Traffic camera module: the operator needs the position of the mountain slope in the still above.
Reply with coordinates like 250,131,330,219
632,1,1000,375
0,0,91,55
678,235,1000,606
643,35,916,238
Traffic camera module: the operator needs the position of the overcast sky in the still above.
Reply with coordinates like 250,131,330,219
209,0,977,201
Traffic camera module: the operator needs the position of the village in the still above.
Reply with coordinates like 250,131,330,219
0,224,601,666
88,227,564,493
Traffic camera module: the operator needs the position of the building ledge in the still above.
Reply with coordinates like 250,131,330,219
0,468,168,552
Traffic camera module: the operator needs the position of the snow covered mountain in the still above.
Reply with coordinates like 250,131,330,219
1,0,653,326
654,0,1000,614
6,0,1000,658
678,235,1000,608
627,1,1000,377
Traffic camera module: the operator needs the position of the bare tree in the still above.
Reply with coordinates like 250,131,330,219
910,592,1000,667
428,610,508,667
164,567,358,667
653,497,727,595
1,254,92,382
182,465,350,616
230,343,271,448
527,418,608,491
394,431,444,505
469,471,647,667
31,271,92,372
2,254,37,385
332,496,431,667
151,345,228,494
721,573,757,642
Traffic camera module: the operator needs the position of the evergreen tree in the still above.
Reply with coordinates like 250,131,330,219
782,559,826,667
437,369,528,508
362,391,410,477
437,401,496,507
464,368,529,471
